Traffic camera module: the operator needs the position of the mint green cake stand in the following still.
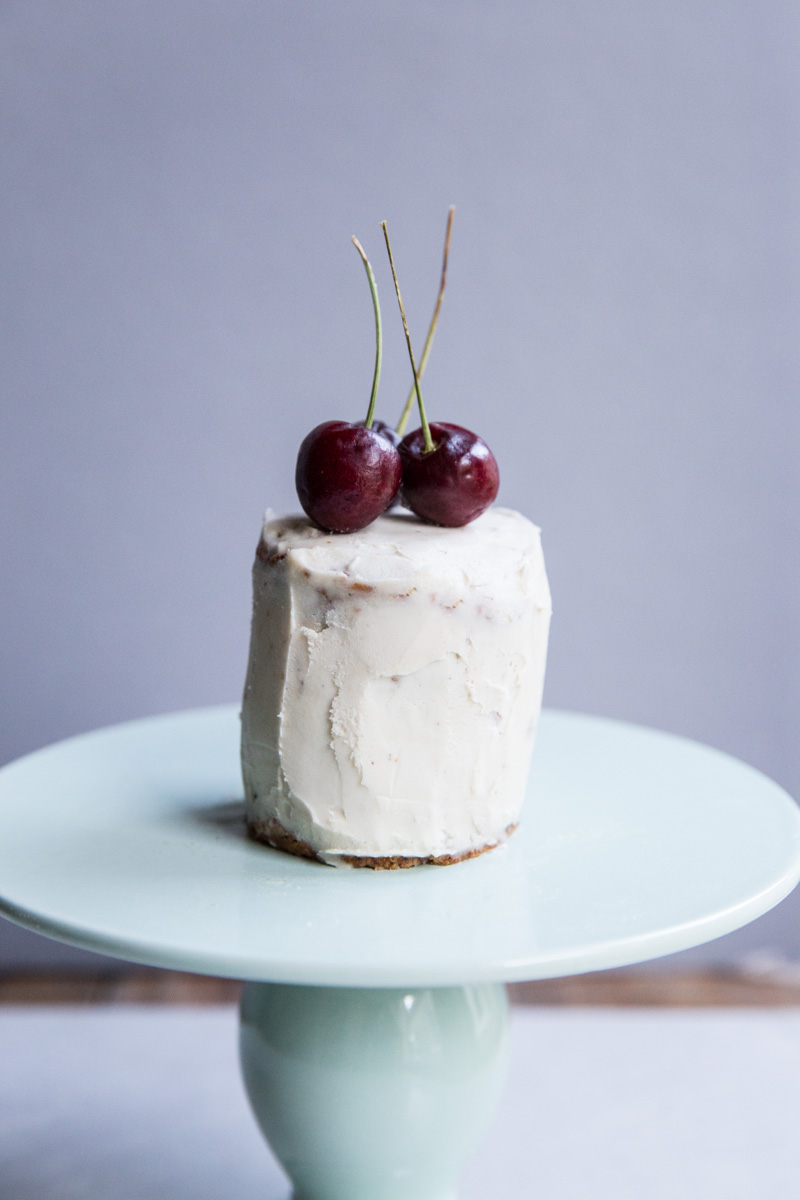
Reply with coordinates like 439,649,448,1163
1,706,799,1200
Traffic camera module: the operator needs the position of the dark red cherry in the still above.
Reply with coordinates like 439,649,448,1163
369,418,401,448
366,419,405,508
399,422,499,526
296,421,402,533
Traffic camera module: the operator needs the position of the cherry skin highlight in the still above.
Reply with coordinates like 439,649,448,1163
398,422,499,526
296,421,402,534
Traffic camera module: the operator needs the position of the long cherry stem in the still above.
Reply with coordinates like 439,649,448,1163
352,236,382,429
395,206,454,436
381,220,434,454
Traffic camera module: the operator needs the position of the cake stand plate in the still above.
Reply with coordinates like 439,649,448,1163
1,706,799,1200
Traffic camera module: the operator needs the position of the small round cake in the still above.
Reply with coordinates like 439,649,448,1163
241,506,551,867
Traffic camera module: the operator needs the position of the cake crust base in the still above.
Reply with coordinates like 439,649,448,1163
247,816,517,870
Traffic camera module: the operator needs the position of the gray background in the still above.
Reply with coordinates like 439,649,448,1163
1,1,798,969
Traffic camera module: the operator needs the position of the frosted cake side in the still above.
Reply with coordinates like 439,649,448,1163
241,507,551,867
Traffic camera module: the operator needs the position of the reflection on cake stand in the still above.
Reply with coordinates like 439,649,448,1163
1,706,799,1200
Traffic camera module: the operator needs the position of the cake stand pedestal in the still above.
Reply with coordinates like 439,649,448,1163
1,706,799,1200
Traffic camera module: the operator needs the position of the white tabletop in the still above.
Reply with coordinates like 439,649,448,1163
0,706,799,985
3,1004,800,1199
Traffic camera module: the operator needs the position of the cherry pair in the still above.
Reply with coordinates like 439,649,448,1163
295,214,499,534
297,417,498,533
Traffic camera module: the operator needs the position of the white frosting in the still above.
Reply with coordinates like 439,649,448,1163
240,507,551,865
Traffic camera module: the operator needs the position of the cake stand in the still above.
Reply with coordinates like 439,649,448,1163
1,706,799,1200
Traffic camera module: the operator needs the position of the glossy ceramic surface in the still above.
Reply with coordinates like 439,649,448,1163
0,705,798,986
240,981,509,1200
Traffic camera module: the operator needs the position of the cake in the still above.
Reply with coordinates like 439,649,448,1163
241,505,551,867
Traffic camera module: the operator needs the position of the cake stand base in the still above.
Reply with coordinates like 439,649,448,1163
239,982,510,1200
